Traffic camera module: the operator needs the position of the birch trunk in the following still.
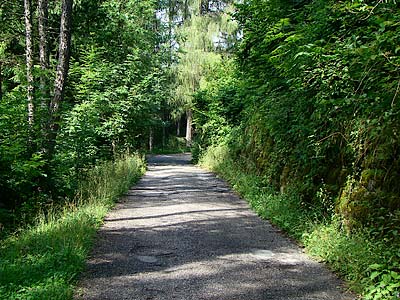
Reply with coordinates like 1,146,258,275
185,109,193,147
24,0,34,129
177,119,181,136
149,128,154,152
38,0,49,109
168,0,173,66
48,0,73,154
0,63,2,101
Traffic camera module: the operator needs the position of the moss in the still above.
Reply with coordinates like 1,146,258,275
337,178,372,230
360,169,385,191
279,165,291,193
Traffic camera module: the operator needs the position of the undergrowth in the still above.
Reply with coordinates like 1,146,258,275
199,145,400,300
148,136,191,154
0,154,145,300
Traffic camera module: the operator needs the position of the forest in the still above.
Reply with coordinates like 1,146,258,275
0,0,399,299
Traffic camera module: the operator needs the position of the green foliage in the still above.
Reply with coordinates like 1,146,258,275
0,0,173,224
68,0,172,158
305,221,400,300
171,1,238,125
195,0,400,229
0,90,47,209
0,154,145,300
364,263,400,300
194,1,400,298
230,0,400,209
76,154,146,206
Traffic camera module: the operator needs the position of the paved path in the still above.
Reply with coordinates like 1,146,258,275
75,153,355,300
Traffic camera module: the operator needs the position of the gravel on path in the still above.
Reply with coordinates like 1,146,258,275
75,153,355,300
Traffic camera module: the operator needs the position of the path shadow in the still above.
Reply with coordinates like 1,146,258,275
76,154,354,300
146,153,192,166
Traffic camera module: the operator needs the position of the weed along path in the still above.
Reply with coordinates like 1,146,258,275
75,153,354,300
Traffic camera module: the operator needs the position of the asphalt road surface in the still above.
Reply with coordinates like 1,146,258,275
75,153,355,300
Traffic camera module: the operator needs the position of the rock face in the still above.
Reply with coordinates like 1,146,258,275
75,153,355,300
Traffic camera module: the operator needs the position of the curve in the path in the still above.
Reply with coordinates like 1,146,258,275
75,153,355,300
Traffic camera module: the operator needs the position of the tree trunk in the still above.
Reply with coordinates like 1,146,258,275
48,0,73,155
0,63,2,101
162,125,166,148
200,0,209,15
38,0,49,109
24,0,34,130
185,109,192,146
177,118,181,136
168,0,175,66
183,0,189,20
149,128,154,152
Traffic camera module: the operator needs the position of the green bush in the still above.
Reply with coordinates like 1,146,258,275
0,154,145,300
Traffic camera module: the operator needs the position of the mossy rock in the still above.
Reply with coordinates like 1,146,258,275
337,184,372,230
336,170,400,230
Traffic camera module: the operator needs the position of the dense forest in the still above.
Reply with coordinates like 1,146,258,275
0,0,172,216
0,0,399,299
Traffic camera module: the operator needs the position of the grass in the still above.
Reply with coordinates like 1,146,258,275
199,144,400,300
0,154,145,300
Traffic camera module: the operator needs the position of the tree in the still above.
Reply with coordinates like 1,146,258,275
0,0,176,215
171,1,237,146
48,0,73,156
24,0,34,132
38,0,49,110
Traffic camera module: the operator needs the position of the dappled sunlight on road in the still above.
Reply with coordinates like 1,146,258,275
76,154,355,300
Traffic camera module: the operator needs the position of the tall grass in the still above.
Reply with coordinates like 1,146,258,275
0,154,145,300
199,145,400,299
